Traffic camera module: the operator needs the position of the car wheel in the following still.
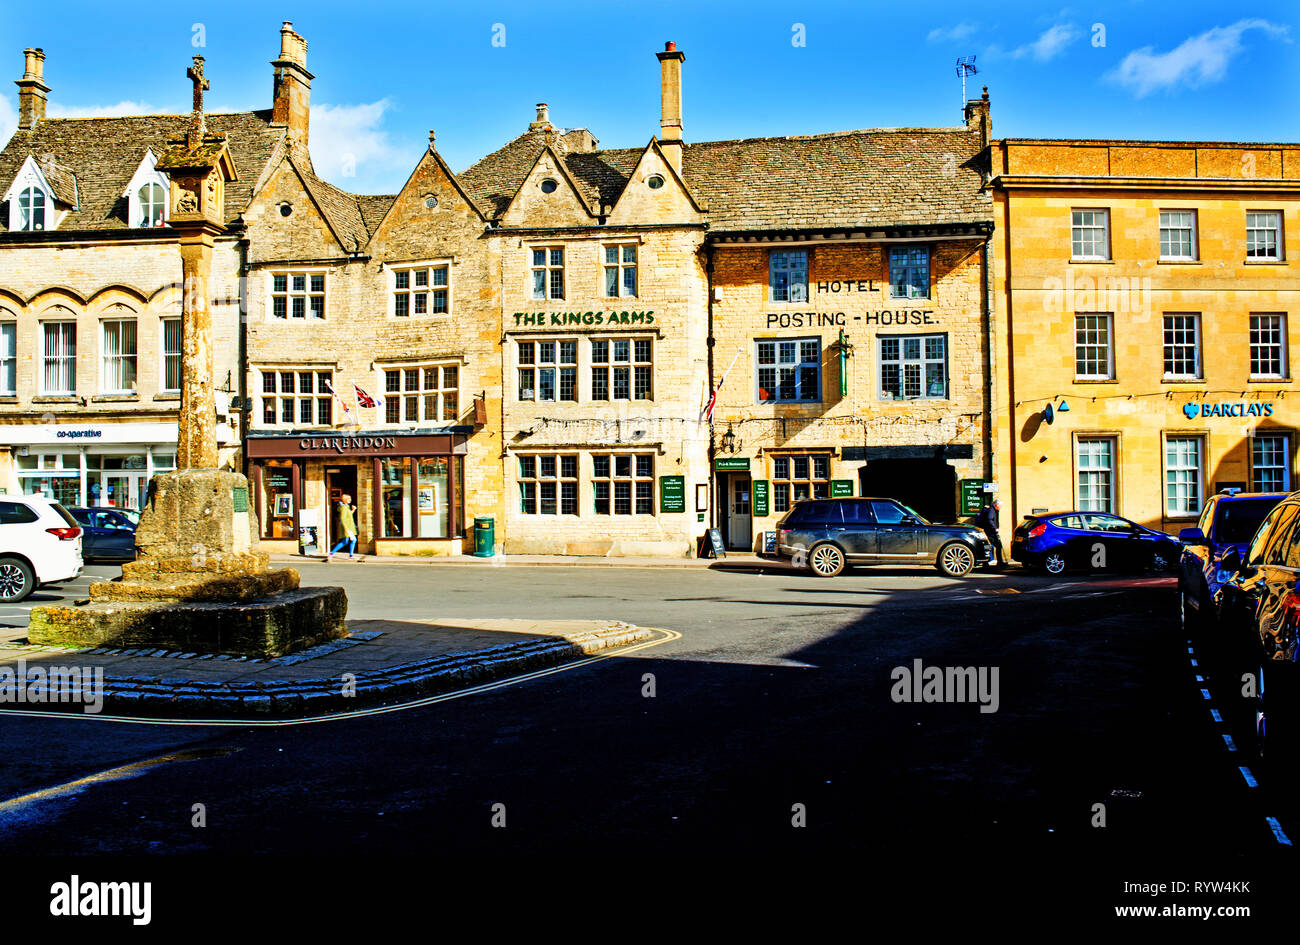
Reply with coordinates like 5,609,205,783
0,557,35,603
937,542,975,578
1043,552,1067,575
807,542,845,578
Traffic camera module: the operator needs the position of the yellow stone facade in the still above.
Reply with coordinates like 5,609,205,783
993,139,1300,536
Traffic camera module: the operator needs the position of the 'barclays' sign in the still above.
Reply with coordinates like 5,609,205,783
1183,401,1274,419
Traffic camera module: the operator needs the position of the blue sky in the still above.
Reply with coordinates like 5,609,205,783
2,1,1298,194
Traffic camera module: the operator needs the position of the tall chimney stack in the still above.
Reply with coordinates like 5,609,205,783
15,48,49,130
271,22,313,155
964,86,991,149
656,41,685,174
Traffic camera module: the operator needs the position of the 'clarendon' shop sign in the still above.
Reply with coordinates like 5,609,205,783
1183,401,1275,419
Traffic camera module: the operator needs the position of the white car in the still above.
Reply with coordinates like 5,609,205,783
0,495,84,602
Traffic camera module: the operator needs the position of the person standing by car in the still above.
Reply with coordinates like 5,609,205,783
327,494,359,561
977,498,1005,568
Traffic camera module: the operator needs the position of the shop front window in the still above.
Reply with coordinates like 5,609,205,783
416,457,450,538
18,452,82,507
261,461,296,539
380,458,409,538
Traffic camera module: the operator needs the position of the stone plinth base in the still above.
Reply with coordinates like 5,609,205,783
90,568,298,603
28,587,349,658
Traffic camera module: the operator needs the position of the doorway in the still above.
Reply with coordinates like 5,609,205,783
722,473,752,551
858,458,958,523
325,465,358,550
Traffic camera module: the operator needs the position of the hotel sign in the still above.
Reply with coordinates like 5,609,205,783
512,310,656,327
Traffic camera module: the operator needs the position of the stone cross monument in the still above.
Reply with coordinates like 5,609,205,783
28,56,347,657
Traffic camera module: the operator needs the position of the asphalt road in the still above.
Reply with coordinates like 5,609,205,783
0,560,1291,919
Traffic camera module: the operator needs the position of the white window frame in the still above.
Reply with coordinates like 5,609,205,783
531,246,565,301
268,269,327,320
756,337,822,403
1164,436,1203,518
591,453,655,516
257,367,335,429
1252,433,1291,493
1250,313,1288,378
161,317,182,393
391,261,451,317
1071,209,1110,261
603,243,638,298
40,321,76,395
516,338,577,403
1158,210,1197,261
517,453,579,516
1161,313,1201,379
123,150,169,228
0,322,14,395
1074,313,1114,380
381,363,460,426
3,156,54,232
590,336,652,401
878,334,948,401
1075,437,1116,514
100,318,138,394
1246,211,1284,261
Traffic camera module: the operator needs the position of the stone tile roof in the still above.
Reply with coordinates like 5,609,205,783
295,162,373,252
0,110,285,232
456,125,990,229
357,194,397,234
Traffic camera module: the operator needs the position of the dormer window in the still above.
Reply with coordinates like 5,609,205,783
123,149,169,228
16,185,46,230
138,183,166,227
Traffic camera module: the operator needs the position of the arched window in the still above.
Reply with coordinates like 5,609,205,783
138,182,166,227
17,185,45,230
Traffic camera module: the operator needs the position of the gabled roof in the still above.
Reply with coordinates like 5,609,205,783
293,159,372,253
0,110,285,232
457,123,990,230
2,153,78,209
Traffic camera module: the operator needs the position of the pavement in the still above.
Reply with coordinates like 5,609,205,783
273,551,764,568
0,614,660,720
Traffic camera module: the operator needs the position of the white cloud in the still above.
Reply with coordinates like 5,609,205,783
1108,19,1289,97
928,22,978,44
308,100,412,192
48,100,167,118
1012,23,1080,61
0,96,16,150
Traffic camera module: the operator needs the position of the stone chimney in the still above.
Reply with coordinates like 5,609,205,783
656,41,685,174
15,48,49,130
964,86,991,148
271,22,313,152
530,103,552,132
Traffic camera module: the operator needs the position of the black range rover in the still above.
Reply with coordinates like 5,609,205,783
772,497,995,577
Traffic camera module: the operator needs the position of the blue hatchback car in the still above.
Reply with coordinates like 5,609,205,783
1010,511,1182,575
1177,490,1287,629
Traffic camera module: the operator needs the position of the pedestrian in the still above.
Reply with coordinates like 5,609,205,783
326,493,359,561
977,497,1005,568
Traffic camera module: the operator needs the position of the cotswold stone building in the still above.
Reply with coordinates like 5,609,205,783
992,138,1300,537
0,41,286,510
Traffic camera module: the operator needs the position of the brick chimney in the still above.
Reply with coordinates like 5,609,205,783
530,103,552,132
964,85,991,148
656,41,685,174
15,48,49,130
271,22,313,152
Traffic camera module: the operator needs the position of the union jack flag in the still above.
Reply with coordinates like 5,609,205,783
353,384,384,409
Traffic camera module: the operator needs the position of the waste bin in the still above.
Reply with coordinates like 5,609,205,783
473,516,495,557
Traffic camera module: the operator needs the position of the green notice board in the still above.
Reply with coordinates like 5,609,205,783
660,476,685,513
713,457,750,471
959,479,986,515
830,480,854,497
753,480,769,517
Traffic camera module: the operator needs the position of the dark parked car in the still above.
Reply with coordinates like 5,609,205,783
1178,490,1286,630
1010,511,1181,575
1215,492,1300,758
67,507,138,560
774,497,994,578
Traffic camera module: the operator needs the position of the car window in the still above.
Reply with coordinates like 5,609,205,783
50,503,78,527
1197,498,1216,535
870,501,907,524
69,508,93,526
1284,516,1300,569
1247,505,1287,565
0,502,39,525
1262,505,1300,566
1215,497,1285,544
841,501,874,524
1054,514,1084,530
1084,514,1131,533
